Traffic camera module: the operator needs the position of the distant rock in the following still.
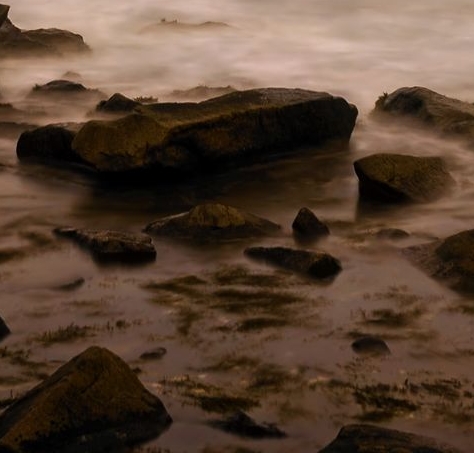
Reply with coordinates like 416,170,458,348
318,424,462,453
28,80,105,101
351,336,391,356
404,229,474,293
375,228,410,240
354,153,455,203
0,316,10,341
22,28,90,54
54,227,156,263
0,346,172,452
17,88,357,174
292,207,329,241
244,246,341,279
167,85,237,102
145,203,280,241
140,19,231,34
96,93,141,114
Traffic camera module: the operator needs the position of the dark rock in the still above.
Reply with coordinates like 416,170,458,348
374,86,474,145
139,347,167,361
22,28,90,54
54,227,156,263
0,5,8,28
292,207,329,241
140,19,231,34
209,410,286,439
318,424,462,453
96,93,141,114
167,85,237,101
244,246,341,279
21,88,357,174
28,80,105,101
404,229,474,293
0,316,10,341
0,346,172,452
351,336,391,356
375,228,410,240
354,153,455,203
145,203,281,241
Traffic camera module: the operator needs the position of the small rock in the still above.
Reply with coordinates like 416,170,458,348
0,316,10,341
54,227,156,263
244,246,341,279
96,93,141,114
351,336,391,356
292,207,329,241
209,410,286,439
375,228,410,240
140,347,167,361
354,153,455,203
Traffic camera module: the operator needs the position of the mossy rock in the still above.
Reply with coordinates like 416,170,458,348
0,346,172,452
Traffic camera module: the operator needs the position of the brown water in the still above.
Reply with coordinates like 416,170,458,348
2,1,474,452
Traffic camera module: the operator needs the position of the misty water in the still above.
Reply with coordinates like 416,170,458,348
2,1,474,451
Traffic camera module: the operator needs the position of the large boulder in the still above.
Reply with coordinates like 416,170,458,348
0,346,172,452
354,153,455,203
17,88,358,174
318,424,462,453
373,86,474,144
244,246,341,279
145,203,280,241
404,229,474,293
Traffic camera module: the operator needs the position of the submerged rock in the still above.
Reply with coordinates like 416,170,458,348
404,229,474,293
0,346,172,452
17,88,357,174
354,153,455,203
318,424,462,453
96,93,141,114
145,203,280,241
54,227,156,263
292,207,329,241
351,336,391,356
0,316,10,341
244,246,341,279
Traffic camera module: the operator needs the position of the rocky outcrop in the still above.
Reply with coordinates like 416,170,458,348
244,246,341,279
145,203,280,241
54,227,156,263
27,80,105,101
292,207,329,241
318,424,462,453
404,229,474,293
351,336,390,356
354,153,455,203
96,93,141,114
0,316,10,341
17,88,357,174
22,28,90,54
0,346,172,452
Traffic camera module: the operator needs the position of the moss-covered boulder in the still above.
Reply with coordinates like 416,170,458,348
244,246,341,279
145,203,280,241
17,88,357,174
404,229,474,293
0,346,172,453
318,424,461,453
354,153,455,203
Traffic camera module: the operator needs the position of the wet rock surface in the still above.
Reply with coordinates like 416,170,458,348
318,424,463,453
354,153,455,203
292,207,330,241
0,346,172,453
351,335,391,356
54,227,157,263
145,203,281,241
244,246,342,279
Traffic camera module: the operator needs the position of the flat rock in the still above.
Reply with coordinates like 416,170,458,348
318,424,462,453
0,316,10,341
0,346,172,452
404,229,474,293
244,246,341,279
145,203,280,241
17,87,357,174
354,153,455,203
292,207,329,241
373,86,474,145
54,227,156,263
351,336,391,356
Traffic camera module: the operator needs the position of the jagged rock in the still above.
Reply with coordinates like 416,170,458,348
17,88,357,174
0,346,172,452
96,93,141,114
318,424,462,453
404,229,474,293
209,410,286,439
54,227,156,263
351,336,391,356
375,228,410,240
292,207,329,241
145,203,280,241
167,85,237,101
373,86,474,145
354,153,455,203
0,316,10,341
244,246,341,279
27,80,105,101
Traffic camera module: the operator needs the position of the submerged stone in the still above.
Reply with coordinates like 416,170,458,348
351,336,391,356
0,346,172,453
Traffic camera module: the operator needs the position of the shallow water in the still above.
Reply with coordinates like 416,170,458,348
2,1,474,452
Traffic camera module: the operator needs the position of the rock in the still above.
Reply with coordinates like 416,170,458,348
19,88,357,174
292,207,329,241
167,85,237,102
375,227,410,240
140,19,231,34
0,5,9,28
140,347,167,361
404,229,474,293
22,28,90,54
351,336,391,356
145,203,281,241
54,227,156,263
0,346,172,452
318,424,462,453
373,86,474,145
209,410,286,439
27,80,105,101
96,93,141,114
354,153,455,203
0,316,10,341
244,246,341,279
